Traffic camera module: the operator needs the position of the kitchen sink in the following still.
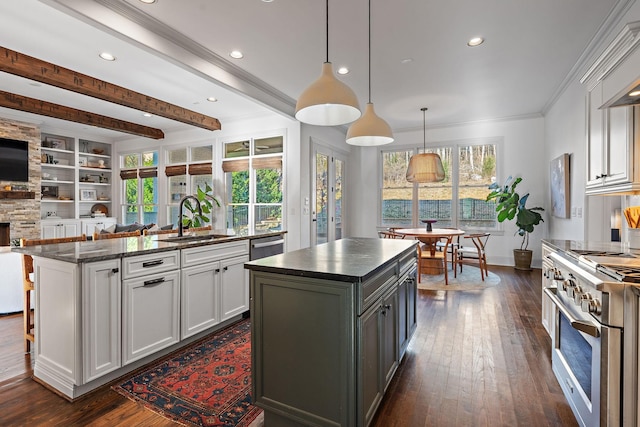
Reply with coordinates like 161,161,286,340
157,234,230,243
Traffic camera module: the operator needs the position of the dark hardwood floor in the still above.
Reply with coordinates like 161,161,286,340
0,266,577,426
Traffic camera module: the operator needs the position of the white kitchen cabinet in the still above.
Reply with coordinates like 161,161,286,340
582,23,640,195
180,241,250,339
220,255,250,321
181,262,220,338
82,259,121,382
41,219,80,239
81,217,117,236
541,243,555,337
122,270,180,365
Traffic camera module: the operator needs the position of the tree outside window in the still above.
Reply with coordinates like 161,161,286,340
121,151,158,225
381,140,497,229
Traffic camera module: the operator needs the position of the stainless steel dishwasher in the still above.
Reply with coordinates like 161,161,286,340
250,234,285,260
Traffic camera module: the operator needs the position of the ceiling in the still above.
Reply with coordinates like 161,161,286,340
0,0,627,141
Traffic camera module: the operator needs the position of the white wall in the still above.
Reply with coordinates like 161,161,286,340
350,116,547,267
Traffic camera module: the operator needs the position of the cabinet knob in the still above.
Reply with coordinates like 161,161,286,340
215,268,221,273
223,266,228,272
111,268,119,274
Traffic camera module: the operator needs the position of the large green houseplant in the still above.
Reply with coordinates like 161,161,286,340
486,176,544,270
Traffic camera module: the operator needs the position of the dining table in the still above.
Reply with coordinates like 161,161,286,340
394,227,465,256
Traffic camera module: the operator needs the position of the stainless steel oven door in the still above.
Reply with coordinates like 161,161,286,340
623,285,640,426
544,287,622,427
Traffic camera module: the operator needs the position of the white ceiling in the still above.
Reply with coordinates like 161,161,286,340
0,0,626,141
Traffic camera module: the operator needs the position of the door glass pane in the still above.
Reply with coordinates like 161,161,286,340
142,151,158,167
457,144,497,229
228,205,249,235
168,175,187,203
382,151,413,227
316,153,328,244
335,158,344,240
254,205,282,232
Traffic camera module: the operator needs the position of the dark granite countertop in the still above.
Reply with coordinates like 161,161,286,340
12,230,286,263
542,239,636,255
244,237,417,282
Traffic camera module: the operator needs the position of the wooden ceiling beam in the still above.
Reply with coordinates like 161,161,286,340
0,46,221,131
0,90,165,139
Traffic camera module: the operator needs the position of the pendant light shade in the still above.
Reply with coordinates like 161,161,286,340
295,0,361,126
406,108,445,183
295,62,361,126
346,0,393,146
346,103,393,146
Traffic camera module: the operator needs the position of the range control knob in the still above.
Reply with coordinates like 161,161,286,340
572,286,585,304
580,293,592,312
562,277,575,292
553,268,564,281
582,298,602,315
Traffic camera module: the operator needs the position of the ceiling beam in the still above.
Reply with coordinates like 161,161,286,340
0,90,165,139
0,46,221,131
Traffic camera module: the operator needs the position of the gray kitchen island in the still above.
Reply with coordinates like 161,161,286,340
244,238,418,427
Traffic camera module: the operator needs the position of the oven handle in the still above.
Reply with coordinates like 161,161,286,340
543,287,600,338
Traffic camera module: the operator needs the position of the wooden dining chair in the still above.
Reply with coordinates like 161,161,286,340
93,229,141,240
417,235,453,285
20,233,86,352
378,230,405,239
454,233,490,280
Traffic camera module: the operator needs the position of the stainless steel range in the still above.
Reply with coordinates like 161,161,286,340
545,250,631,427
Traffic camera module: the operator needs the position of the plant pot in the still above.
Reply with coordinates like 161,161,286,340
513,249,533,271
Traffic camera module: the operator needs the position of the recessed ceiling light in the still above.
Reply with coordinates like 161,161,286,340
400,58,413,64
262,0,274,2
229,50,244,59
139,0,157,4
99,52,116,61
629,90,640,97
467,37,484,47
207,96,218,102
142,113,153,117
337,67,349,75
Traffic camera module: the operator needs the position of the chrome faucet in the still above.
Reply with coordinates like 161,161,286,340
178,195,203,237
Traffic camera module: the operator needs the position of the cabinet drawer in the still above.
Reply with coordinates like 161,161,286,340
360,263,398,315
181,240,249,268
122,251,180,279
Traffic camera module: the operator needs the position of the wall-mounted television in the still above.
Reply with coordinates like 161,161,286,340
0,138,29,182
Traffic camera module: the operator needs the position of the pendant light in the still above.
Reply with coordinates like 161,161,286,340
295,0,361,126
406,108,445,183
345,0,393,146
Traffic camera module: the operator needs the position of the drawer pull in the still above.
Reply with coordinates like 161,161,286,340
142,259,164,268
143,277,165,287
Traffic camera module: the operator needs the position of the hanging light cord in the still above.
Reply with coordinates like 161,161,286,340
368,0,372,103
422,107,428,151
325,0,329,63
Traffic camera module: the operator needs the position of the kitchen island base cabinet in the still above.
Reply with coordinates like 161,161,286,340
82,259,121,383
122,270,180,365
248,239,417,427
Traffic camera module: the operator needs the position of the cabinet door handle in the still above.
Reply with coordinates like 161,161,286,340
223,266,228,272
143,277,165,287
142,259,164,268
111,268,119,274
215,268,221,273
381,304,392,315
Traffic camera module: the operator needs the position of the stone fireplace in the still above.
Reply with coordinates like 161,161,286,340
0,118,41,245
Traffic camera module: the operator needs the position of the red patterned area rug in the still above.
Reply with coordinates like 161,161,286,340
112,319,263,427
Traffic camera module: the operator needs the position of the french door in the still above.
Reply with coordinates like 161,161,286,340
312,144,347,245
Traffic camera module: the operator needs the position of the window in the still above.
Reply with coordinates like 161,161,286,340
120,151,158,225
165,145,214,227
381,140,498,230
223,136,283,235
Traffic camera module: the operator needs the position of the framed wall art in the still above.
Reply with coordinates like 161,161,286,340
80,189,97,201
550,153,570,218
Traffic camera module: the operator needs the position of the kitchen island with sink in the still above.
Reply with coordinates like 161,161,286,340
245,238,417,427
12,229,284,400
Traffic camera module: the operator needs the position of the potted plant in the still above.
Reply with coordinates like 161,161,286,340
181,183,221,229
486,176,544,270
